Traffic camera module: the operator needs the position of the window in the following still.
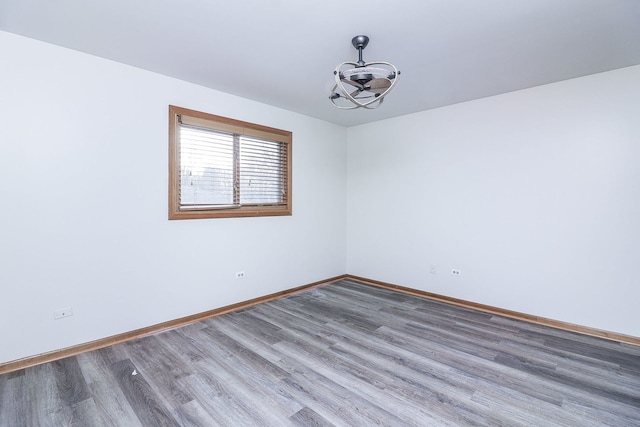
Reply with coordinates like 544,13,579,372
169,105,292,219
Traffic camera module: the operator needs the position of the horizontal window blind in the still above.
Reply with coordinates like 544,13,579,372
180,114,290,143
178,118,287,209
179,125,235,208
240,136,286,205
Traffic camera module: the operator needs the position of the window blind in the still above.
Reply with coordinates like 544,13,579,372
179,125,235,208
178,119,286,209
239,135,286,205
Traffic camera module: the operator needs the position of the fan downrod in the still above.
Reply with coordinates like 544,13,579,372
352,35,369,68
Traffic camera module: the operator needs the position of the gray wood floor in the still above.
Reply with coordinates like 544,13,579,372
1,279,639,426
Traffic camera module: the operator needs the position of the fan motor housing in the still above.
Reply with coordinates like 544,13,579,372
351,72,374,85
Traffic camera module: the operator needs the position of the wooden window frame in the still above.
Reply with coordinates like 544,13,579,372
169,105,292,220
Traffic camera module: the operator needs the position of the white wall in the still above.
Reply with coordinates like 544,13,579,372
0,31,347,364
2,31,638,366
347,65,640,337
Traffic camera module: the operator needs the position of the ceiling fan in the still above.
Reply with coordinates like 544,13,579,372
330,35,400,109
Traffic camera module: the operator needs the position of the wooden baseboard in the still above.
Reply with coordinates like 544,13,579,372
346,274,640,347
0,275,347,375
3,272,637,375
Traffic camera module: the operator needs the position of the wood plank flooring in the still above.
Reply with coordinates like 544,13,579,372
1,279,639,426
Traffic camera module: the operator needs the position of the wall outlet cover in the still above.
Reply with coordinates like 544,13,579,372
54,307,73,320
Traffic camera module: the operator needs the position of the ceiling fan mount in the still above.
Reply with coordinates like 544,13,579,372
352,35,370,50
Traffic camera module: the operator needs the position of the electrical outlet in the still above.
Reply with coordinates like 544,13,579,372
54,307,73,320
235,271,245,279
451,269,461,276
430,265,437,274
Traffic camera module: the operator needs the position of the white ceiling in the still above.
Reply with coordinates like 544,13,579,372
2,0,640,127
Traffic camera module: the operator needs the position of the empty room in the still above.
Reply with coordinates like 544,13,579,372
1,0,639,425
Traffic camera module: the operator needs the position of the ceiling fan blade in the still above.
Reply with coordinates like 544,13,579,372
341,78,364,89
365,78,391,94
